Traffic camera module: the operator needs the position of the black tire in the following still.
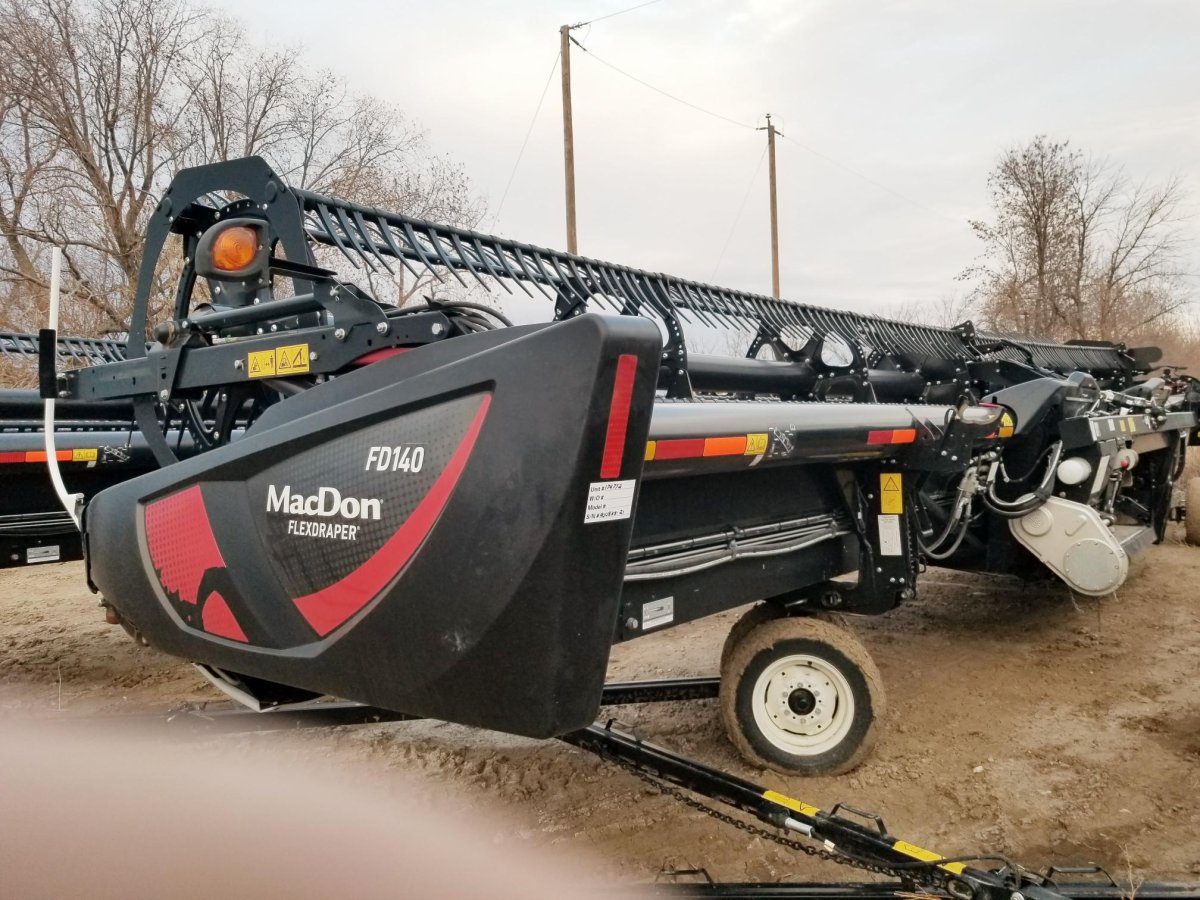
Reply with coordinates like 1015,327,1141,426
720,616,883,776
720,603,784,673
719,604,846,673
1186,477,1200,546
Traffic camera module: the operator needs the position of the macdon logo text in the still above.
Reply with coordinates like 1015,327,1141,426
266,485,382,541
267,484,380,519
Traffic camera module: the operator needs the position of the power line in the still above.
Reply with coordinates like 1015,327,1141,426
573,0,665,28
571,42,757,132
490,51,561,230
570,45,963,227
778,133,962,226
711,144,768,281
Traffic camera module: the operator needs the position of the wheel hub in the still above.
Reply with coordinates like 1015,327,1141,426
763,663,837,736
787,687,817,716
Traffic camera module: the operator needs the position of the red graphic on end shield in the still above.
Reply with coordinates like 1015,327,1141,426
144,485,248,643
145,485,225,603
200,592,248,642
292,394,492,637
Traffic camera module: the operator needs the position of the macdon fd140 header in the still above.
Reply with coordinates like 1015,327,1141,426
32,156,1200,777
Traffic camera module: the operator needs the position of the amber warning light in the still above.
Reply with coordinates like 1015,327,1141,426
211,225,259,272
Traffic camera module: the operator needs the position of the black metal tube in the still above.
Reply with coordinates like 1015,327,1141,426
687,355,818,394
187,293,320,331
0,389,135,422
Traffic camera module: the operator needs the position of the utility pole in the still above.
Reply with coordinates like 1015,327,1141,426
559,24,578,254
758,114,782,298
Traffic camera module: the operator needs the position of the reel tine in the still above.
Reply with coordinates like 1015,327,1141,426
422,227,470,288
373,214,425,283
593,262,637,314
447,231,491,290
546,253,591,309
312,203,360,269
350,209,394,274
473,237,520,295
399,220,447,284
676,281,719,330
567,257,608,308
700,285,741,331
528,249,567,295
753,296,781,335
617,268,662,318
671,278,721,330
376,213,429,282
511,246,556,300
332,205,378,272
579,261,623,313
725,288,760,330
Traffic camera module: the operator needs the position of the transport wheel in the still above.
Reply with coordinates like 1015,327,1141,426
1186,477,1200,546
720,616,884,776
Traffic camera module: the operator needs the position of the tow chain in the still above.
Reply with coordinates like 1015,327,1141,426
610,755,949,890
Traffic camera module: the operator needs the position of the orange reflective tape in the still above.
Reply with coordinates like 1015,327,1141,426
24,450,72,463
890,428,917,444
703,435,748,457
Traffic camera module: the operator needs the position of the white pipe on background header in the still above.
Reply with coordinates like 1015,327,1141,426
43,246,83,529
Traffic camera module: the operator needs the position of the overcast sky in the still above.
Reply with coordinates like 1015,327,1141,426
210,0,1199,318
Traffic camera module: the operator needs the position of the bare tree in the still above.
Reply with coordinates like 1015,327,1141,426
890,293,977,329
964,136,1190,342
0,0,483,339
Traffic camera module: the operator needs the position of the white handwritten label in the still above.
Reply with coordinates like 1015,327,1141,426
878,514,902,556
584,479,636,524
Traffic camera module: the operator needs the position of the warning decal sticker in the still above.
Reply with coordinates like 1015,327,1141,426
880,473,903,514
247,343,311,379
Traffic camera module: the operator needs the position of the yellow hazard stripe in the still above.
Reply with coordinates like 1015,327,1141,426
762,790,821,818
764,793,964,875
892,840,967,875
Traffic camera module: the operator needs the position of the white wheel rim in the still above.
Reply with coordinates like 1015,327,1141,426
750,653,855,757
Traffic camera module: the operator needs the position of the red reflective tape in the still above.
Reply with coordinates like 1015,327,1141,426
599,354,638,479
891,428,917,444
653,438,706,460
0,452,25,463
866,430,892,445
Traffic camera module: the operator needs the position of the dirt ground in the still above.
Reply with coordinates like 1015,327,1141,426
2,534,1199,887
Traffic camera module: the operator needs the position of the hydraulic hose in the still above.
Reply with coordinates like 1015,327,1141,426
920,507,972,560
917,483,966,553
983,441,1063,519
